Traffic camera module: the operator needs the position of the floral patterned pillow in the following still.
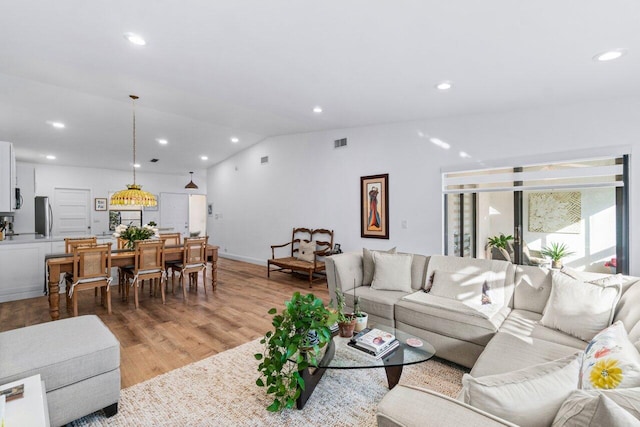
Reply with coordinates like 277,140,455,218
581,321,640,390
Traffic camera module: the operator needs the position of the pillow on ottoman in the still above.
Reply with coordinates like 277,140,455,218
540,272,621,341
462,352,582,427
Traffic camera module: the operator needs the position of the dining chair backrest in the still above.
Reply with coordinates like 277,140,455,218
116,237,128,249
72,243,112,280
134,239,165,273
159,233,181,247
183,237,208,266
65,237,98,253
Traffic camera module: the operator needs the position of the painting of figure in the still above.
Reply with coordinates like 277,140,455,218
361,174,389,239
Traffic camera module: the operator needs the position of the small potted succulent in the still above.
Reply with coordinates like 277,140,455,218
541,242,575,269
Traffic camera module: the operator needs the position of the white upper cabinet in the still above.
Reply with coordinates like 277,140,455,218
0,141,16,212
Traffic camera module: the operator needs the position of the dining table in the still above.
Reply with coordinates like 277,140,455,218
45,244,219,320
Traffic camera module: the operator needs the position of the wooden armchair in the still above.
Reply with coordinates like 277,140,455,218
267,227,334,287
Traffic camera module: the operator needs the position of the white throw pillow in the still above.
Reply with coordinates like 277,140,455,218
362,247,396,285
296,240,316,262
553,389,640,426
581,321,640,390
370,252,412,292
540,271,621,341
429,270,486,304
462,352,582,427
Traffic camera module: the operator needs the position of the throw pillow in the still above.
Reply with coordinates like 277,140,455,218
553,389,640,426
581,321,640,390
362,247,396,285
370,252,413,292
462,352,582,427
540,271,621,341
429,270,486,303
296,240,316,262
561,266,624,287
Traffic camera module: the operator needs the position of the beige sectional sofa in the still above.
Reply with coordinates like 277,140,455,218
326,251,640,426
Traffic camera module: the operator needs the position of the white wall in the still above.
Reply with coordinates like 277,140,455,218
13,162,206,236
207,98,640,274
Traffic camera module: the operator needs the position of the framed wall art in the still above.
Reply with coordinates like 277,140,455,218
361,173,389,239
94,198,107,211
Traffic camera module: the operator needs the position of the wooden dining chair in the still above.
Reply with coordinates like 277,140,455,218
66,243,113,317
172,236,208,299
63,237,98,293
122,239,166,309
159,233,182,290
116,237,133,298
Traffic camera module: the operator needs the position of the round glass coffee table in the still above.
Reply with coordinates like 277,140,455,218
297,325,435,409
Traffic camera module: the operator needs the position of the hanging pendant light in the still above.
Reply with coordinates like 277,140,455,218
110,95,158,207
185,172,199,189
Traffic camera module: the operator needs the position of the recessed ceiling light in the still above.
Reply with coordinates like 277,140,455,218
436,81,453,91
46,155,56,160
459,151,471,158
156,138,168,145
124,32,146,46
429,137,450,150
133,163,141,168
313,106,323,113
47,121,65,129
201,155,208,161
231,137,239,143
593,49,628,62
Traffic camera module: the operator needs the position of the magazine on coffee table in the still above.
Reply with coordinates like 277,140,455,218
348,338,400,359
348,328,399,357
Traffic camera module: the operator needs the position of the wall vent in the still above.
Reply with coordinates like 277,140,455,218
149,158,159,163
334,138,347,148
261,156,269,164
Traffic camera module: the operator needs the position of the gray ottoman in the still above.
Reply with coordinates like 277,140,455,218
0,315,120,427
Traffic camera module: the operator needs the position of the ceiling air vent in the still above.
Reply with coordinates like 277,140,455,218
261,156,269,164
334,138,347,149
149,158,159,163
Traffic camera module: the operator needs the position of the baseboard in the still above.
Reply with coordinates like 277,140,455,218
219,253,266,266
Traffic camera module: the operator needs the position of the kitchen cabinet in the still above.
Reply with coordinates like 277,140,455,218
0,141,16,212
0,241,51,302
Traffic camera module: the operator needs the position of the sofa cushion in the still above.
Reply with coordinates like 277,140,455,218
395,293,510,347
371,252,413,292
499,309,587,350
429,270,487,303
362,247,396,285
296,240,316,262
462,352,582,427
581,321,640,390
540,271,621,341
513,265,553,314
552,388,640,426
0,315,120,392
344,285,409,321
553,389,640,426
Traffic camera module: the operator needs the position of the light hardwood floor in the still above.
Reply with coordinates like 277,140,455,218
0,258,330,388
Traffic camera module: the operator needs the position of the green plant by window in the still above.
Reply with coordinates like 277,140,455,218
254,292,337,412
487,234,514,249
540,242,575,261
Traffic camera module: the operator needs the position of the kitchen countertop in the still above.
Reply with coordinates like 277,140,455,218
0,233,114,245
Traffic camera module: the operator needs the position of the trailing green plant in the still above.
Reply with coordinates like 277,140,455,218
487,234,514,249
254,292,337,412
540,242,575,262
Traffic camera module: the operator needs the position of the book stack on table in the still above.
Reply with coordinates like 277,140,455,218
348,328,399,359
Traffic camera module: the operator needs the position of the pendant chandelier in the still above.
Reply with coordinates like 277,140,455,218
185,171,199,189
110,95,158,207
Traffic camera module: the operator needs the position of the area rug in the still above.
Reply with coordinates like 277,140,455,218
71,339,467,426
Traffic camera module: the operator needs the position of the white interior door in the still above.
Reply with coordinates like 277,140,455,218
189,194,207,237
160,193,189,237
53,188,91,237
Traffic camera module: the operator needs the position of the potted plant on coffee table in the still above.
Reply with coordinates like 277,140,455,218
541,242,575,269
335,290,356,338
254,292,337,412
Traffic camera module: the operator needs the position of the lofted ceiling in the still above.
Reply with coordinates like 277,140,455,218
1,1,639,175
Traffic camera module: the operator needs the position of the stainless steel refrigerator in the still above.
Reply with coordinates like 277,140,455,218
35,196,53,237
